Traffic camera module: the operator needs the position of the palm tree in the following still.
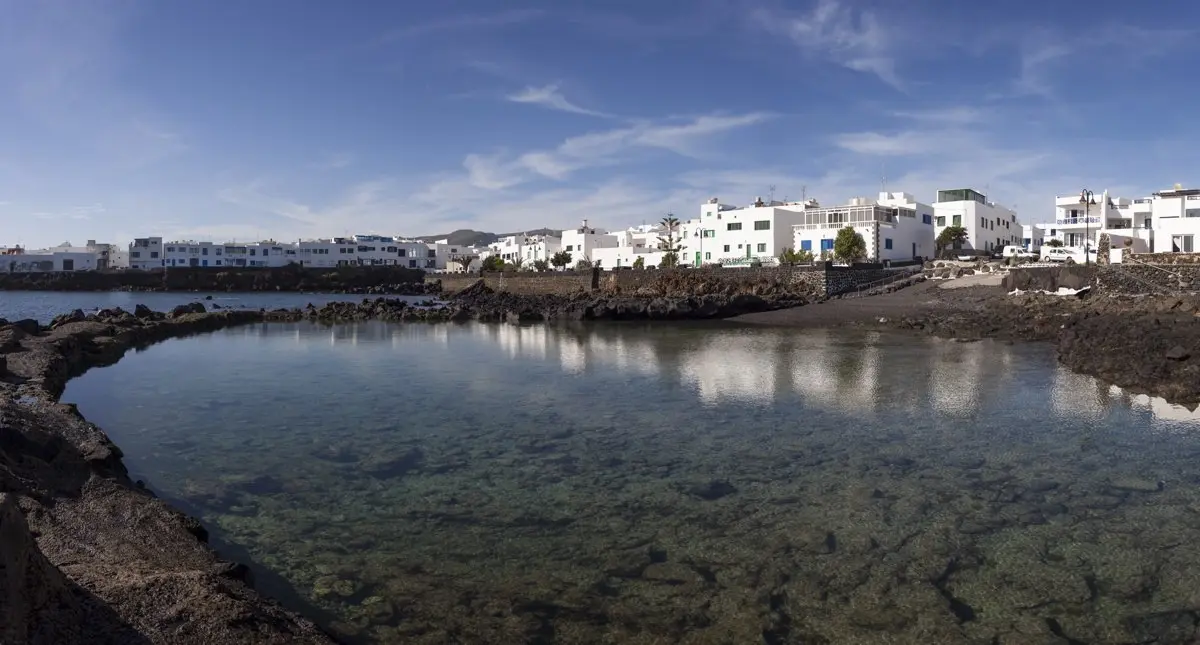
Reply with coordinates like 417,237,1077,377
509,256,525,271
935,225,969,252
452,255,476,272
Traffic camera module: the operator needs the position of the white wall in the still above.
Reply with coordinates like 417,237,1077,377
934,200,1021,252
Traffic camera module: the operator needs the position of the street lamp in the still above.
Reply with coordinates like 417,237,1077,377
1079,189,1097,266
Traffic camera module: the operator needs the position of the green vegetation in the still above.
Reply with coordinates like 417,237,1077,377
632,256,645,270
935,225,969,252
532,259,549,272
574,258,593,271
777,247,814,266
1046,239,1064,248
550,250,573,270
479,255,505,272
657,214,684,268
833,227,867,263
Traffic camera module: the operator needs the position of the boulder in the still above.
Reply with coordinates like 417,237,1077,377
1166,345,1190,361
11,319,40,335
49,310,87,329
133,304,154,319
168,302,207,318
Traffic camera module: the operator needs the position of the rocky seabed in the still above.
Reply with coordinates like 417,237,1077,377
4,279,1200,643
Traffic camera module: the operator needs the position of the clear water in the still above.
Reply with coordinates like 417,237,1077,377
62,322,1200,644
0,290,426,323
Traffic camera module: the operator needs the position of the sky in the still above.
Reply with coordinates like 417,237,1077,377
2,0,1199,249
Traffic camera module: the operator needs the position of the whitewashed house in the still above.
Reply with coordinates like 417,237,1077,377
128,237,164,269
933,188,1022,254
559,221,616,265
791,192,934,263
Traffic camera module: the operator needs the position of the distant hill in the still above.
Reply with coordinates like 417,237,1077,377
412,228,559,247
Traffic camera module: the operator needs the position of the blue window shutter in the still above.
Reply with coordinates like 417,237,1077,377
800,240,812,251
885,238,893,250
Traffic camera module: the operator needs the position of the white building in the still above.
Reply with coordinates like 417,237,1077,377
560,221,615,265
591,225,669,269
698,196,808,267
129,237,164,269
1143,185,1200,253
520,234,562,265
1019,224,1047,251
791,192,935,263
933,189,1021,254
1046,184,1200,256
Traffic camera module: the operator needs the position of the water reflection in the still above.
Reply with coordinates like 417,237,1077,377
62,321,1200,644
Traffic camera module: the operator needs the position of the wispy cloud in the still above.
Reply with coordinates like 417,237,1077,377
313,152,355,170
752,0,902,90
382,9,544,41
453,112,773,190
32,203,106,221
891,107,983,126
506,84,611,118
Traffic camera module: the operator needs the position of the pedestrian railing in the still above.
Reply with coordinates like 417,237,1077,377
838,265,923,298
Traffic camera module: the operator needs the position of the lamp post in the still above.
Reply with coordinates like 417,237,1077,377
1079,189,1097,266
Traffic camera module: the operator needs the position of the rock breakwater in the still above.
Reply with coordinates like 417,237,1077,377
0,264,433,294
0,312,334,644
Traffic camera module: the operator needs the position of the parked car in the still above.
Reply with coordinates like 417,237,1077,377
1041,247,1096,263
1001,245,1038,259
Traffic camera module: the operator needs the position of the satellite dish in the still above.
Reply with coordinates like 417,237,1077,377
1176,183,1183,190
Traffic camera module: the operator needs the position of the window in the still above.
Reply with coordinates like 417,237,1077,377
723,245,730,252
704,230,715,238
215,261,222,266
150,251,159,258
427,249,436,258
705,252,711,260
757,243,766,252
935,216,946,227
566,245,573,252
820,239,834,251
952,215,961,227
1173,235,1194,253
409,260,417,268
131,251,141,258
754,220,770,230
250,249,256,256
801,240,812,251
202,247,208,255
398,249,406,257
202,260,208,267
922,214,932,225
727,222,742,231
216,248,222,255
1186,209,1200,218
166,246,175,252
884,238,893,250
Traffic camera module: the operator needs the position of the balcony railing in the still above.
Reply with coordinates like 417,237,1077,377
1055,216,1100,225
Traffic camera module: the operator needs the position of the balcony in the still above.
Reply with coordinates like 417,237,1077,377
1055,216,1100,226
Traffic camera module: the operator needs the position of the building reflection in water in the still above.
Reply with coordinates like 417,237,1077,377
234,321,1199,427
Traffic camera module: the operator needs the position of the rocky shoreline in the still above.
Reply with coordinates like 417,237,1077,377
0,265,433,295
4,277,1198,642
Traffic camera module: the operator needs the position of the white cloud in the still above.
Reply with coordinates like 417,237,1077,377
891,107,983,125
314,152,355,169
753,0,902,90
833,131,945,156
506,84,610,118
382,9,545,41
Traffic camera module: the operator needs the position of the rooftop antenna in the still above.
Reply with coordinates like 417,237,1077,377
802,185,807,201
768,185,776,203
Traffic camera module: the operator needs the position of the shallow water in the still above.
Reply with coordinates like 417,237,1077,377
0,290,422,323
63,322,1200,644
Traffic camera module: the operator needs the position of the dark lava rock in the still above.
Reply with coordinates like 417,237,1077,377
687,480,738,501
10,319,40,335
133,304,154,319
168,302,207,318
361,446,425,479
1165,345,1190,361
49,310,87,329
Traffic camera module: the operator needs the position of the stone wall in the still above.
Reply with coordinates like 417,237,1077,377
1004,266,1096,292
1128,252,1200,265
436,264,892,298
1096,264,1200,294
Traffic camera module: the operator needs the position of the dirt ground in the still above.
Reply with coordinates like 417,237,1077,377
731,279,995,328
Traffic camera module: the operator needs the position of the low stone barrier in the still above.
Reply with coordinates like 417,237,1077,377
435,264,892,298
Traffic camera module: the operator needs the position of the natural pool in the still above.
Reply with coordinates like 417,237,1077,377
63,321,1200,644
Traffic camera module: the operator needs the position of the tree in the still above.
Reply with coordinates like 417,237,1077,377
778,247,814,266
656,213,685,268
453,255,476,272
550,250,572,270
1045,239,1064,248
935,225,969,252
532,259,549,272
632,256,645,270
509,256,525,271
480,255,505,272
833,227,867,263
574,258,593,271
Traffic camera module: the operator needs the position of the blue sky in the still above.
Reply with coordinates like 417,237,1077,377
2,0,1199,248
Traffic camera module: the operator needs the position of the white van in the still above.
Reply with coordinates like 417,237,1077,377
1002,245,1037,259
